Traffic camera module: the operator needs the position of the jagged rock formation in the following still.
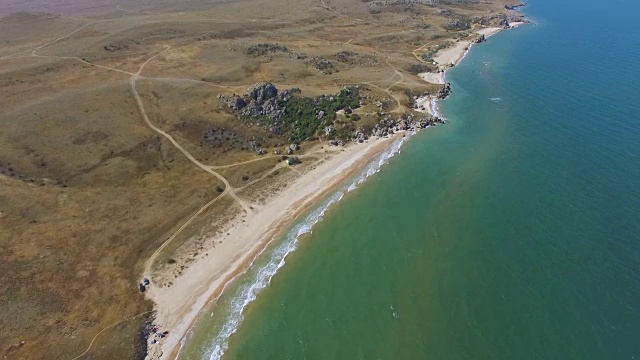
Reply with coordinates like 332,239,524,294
505,3,526,10
506,9,525,22
473,34,486,44
222,83,359,142
368,114,444,139
435,83,452,99
220,82,297,122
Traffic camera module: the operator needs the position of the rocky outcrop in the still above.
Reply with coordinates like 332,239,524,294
367,114,445,139
473,34,486,44
506,9,525,23
446,19,471,30
505,3,526,10
221,83,449,146
223,83,361,143
435,83,452,99
220,82,287,121
499,18,511,29
223,95,246,110
246,43,289,57
471,14,508,27
247,82,277,103
308,57,336,74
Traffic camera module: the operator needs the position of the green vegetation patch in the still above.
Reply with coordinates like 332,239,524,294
276,88,360,142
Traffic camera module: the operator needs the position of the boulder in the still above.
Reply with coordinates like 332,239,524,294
241,101,263,117
247,82,278,103
262,98,284,120
224,95,247,110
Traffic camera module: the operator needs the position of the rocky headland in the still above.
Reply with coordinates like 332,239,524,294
221,83,445,150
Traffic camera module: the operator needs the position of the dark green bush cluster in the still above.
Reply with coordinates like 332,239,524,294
277,87,360,142
406,63,434,75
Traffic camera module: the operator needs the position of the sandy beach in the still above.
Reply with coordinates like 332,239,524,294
436,26,504,66
145,135,401,359
417,26,504,91
419,71,445,85
416,25,521,115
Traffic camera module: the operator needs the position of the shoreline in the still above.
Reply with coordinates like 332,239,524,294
145,19,529,360
146,134,403,359
416,22,527,116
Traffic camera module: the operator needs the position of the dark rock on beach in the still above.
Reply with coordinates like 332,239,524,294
473,34,486,44
435,83,452,99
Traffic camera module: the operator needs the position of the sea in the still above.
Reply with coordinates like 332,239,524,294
179,0,640,358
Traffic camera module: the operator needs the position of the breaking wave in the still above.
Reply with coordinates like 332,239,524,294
430,98,444,119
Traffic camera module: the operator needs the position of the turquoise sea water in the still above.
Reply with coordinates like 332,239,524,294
181,1,640,358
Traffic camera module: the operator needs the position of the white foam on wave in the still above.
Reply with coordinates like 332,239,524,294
489,97,502,102
206,190,344,360
430,98,444,119
347,135,410,193
204,134,414,360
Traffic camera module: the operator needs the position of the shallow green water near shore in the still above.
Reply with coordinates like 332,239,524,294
181,1,640,358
